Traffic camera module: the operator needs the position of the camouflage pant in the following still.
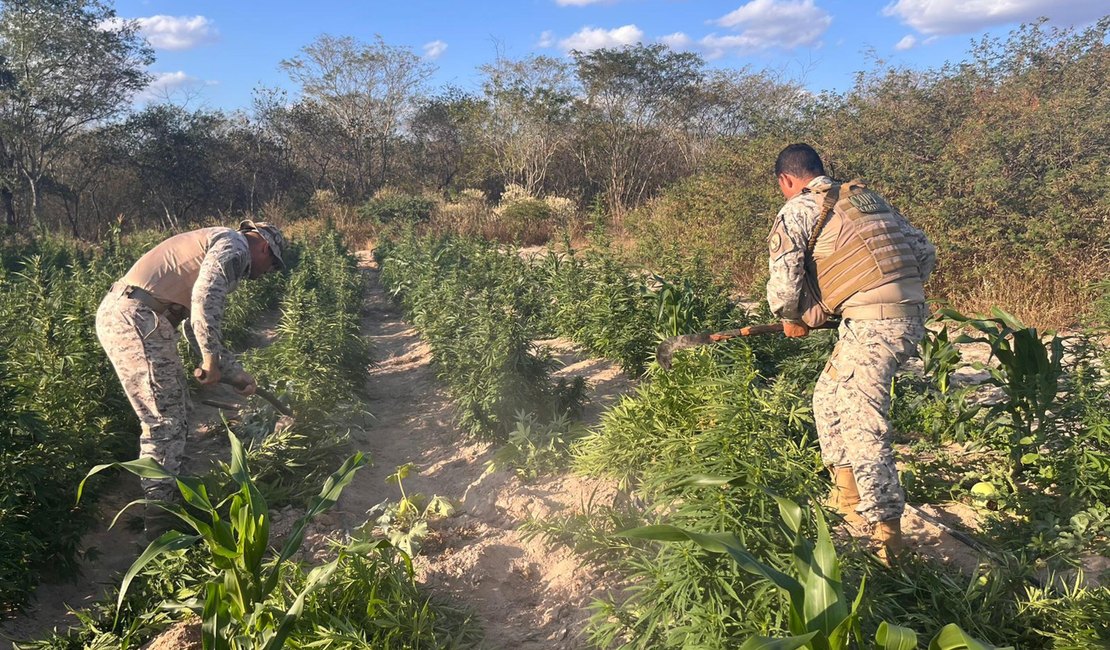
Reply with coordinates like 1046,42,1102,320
813,316,926,523
95,283,188,501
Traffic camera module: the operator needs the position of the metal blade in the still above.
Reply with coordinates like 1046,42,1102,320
655,332,713,370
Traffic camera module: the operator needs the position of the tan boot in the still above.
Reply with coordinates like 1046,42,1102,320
872,519,904,566
826,466,867,531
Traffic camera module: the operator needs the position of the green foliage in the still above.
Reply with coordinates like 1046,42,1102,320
0,243,138,611
494,198,554,245
570,346,829,648
378,232,580,438
487,410,588,480
231,409,352,508
364,464,456,557
621,497,1021,650
358,193,436,225
77,433,368,647
544,243,739,375
621,494,865,650
937,307,1064,487
243,229,369,415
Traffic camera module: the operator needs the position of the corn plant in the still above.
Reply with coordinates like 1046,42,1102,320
937,307,1064,488
76,431,367,649
620,488,864,650
919,325,962,395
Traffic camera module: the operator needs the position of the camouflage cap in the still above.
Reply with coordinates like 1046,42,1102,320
238,220,287,269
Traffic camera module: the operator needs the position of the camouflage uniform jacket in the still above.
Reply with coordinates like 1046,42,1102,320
766,176,936,322
191,229,251,375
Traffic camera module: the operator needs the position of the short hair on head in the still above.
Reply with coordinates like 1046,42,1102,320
774,143,825,179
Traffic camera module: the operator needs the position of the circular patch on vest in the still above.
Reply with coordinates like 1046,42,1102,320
768,232,782,252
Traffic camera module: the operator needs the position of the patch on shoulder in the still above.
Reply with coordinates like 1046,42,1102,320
767,224,793,260
769,231,783,253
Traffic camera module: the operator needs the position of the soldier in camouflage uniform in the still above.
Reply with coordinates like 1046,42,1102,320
95,221,286,533
766,144,935,560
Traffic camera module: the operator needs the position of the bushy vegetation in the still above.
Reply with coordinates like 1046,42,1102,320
358,192,436,226
378,232,581,439
0,232,151,612
629,20,1110,325
244,229,370,416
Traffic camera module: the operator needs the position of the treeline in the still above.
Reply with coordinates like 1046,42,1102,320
1,1,1108,321
0,0,798,236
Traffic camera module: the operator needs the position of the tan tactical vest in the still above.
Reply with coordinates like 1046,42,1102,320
805,180,921,313
121,227,231,308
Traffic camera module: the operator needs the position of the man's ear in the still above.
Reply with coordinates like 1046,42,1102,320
777,173,793,196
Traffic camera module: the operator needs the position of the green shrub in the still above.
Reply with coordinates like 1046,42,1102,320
358,193,436,225
0,248,136,611
491,198,554,245
378,233,576,439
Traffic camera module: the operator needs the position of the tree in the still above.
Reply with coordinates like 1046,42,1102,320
573,43,705,218
409,88,484,193
479,55,576,196
108,105,227,230
0,0,153,228
280,34,434,198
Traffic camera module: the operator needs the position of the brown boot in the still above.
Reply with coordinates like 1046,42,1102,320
826,466,867,531
872,519,904,566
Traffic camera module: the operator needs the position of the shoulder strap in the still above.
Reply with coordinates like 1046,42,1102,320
806,183,841,255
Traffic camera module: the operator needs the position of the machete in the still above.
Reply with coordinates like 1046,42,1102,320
656,321,838,370
194,368,295,417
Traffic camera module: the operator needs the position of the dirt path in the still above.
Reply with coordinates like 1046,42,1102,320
326,253,630,649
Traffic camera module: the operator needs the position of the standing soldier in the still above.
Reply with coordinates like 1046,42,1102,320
766,144,935,561
95,221,287,535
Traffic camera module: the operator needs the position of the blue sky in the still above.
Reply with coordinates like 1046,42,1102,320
114,0,1109,111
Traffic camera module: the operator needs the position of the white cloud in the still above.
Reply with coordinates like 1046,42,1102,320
895,34,917,50
659,32,693,49
423,40,448,60
137,70,200,101
538,30,556,48
883,0,1107,36
130,15,218,51
558,24,644,52
705,0,832,55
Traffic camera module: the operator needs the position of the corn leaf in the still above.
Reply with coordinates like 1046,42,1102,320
877,621,919,649
928,624,1013,650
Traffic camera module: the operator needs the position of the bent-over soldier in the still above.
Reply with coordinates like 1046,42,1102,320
95,220,286,533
